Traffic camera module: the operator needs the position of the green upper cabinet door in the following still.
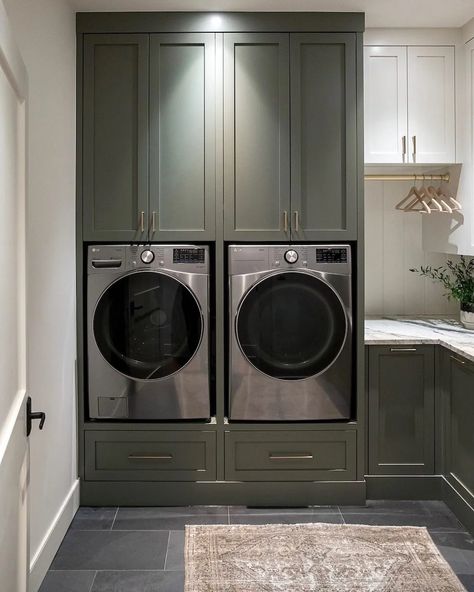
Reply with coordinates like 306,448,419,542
83,34,149,242
149,34,216,240
290,33,357,240
224,33,290,241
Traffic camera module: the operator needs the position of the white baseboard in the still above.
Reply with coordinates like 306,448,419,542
29,478,80,592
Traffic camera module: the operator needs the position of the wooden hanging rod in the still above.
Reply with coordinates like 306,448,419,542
365,173,450,182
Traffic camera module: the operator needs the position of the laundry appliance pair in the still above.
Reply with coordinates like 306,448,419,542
86,244,353,422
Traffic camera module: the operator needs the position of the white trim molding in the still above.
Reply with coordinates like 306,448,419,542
28,479,80,592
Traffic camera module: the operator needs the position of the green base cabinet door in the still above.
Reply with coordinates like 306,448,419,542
368,345,435,475
290,33,358,241
83,34,149,242
444,353,474,499
149,34,216,240
223,33,290,241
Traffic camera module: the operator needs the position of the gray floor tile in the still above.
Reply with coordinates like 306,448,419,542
339,500,436,514
165,530,185,571
91,570,184,592
229,505,338,515
51,530,168,570
458,574,474,591
431,531,474,575
113,507,228,530
39,570,96,592
69,507,117,531
341,511,464,531
229,512,343,525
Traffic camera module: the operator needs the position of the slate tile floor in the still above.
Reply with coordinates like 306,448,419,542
40,501,474,592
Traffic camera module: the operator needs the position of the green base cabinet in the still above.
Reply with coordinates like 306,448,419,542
368,345,435,475
443,352,474,501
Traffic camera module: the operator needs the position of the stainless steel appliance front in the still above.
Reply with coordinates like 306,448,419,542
87,245,210,420
229,245,353,421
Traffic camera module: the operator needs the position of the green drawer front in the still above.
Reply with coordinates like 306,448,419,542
85,430,216,481
225,430,356,481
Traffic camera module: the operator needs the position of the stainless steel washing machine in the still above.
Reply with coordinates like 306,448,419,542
229,244,352,421
87,244,210,420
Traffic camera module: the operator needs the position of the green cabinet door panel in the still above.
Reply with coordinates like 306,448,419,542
290,33,357,240
224,33,290,240
83,34,149,241
149,34,215,240
445,355,474,497
368,346,435,475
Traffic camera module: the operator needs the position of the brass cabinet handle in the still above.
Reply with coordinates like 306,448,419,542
450,355,466,365
269,453,313,460
283,210,288,233
390,347,417,352
151,211,157,233
139,211,145,233
402,135,407,161
412,135,417,160
293,210,299,233
128,454,173,460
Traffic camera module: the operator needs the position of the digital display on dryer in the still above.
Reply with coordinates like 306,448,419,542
316,248,348,264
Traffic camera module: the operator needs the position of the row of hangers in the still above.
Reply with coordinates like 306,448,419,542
395,175,461,214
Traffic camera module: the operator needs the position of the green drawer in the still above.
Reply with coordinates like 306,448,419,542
85,430,216,481
225,430,356,481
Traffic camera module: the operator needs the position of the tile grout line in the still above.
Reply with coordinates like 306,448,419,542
88,570,98,592
110,507,119,530
163,531,171,571
338,507,346,524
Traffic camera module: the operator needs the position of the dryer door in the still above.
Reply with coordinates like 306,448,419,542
236,271,348,380
93,271,203,380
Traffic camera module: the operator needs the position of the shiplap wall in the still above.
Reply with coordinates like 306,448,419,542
365,180,459,316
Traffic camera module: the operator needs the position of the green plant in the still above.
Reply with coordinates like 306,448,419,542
410,256,474,304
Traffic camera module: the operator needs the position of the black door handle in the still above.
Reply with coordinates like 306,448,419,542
26,396,46,437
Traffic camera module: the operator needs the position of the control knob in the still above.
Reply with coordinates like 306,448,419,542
284,249,298,264
140,249,155,264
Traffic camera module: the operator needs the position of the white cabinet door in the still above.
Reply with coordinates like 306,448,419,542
364,46,408,163
408,46,455,163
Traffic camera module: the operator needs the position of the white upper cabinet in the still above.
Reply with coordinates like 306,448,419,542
364,46,408,163
408,46,455,164
365,45,456,164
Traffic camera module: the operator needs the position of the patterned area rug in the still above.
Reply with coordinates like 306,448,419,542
185,523,465,591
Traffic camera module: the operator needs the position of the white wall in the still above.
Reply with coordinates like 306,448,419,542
365,179,460,317
1,0,78,590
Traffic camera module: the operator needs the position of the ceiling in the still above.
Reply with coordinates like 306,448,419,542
68,0,474,28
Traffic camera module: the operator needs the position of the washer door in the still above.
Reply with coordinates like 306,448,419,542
236,272,348,380
94,271,203,381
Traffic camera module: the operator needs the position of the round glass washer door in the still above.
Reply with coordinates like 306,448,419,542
236,271,347,380
94,271,203,381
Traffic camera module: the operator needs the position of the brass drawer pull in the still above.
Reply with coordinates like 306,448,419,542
450,355,466,365
390,348,417,352
283,210,288,233
139,211,145,233
151,211,157,233
269,454,313,460
128,454,173,460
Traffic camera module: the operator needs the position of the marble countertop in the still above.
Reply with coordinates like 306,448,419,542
365,317,474,363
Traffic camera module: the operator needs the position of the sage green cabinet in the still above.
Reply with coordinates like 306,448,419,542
83,34,149,242
368,346,435,475
83,33,215,242
223,32,358,240
444,353,474,498
223,33,290,241
290,34,357,240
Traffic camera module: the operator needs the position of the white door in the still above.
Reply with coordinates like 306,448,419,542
408,46,455,164
364,46,408,163
0,3,29,591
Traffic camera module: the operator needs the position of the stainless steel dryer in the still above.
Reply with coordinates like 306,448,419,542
87,245,210,420
229,244,352,421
